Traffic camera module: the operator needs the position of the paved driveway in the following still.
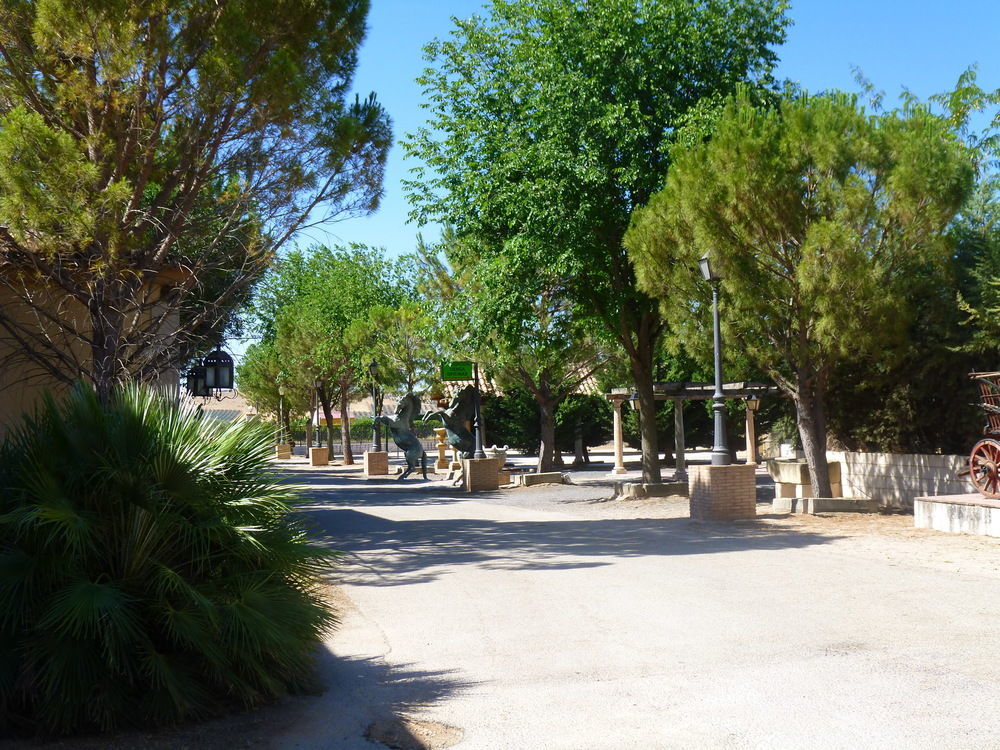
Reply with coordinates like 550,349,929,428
271,463,1000,750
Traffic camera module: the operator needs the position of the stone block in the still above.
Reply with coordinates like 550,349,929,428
309,446,329,466
772,496,879,514
364,451,389,476
766,459,840,485
521,471,566,486
275,445,292,460
688,464,757,521
464,457,502,492
616,482,687,499
914,494,1000,537
498,469,512,485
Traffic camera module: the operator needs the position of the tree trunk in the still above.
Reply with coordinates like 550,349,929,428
319,385,337,461
633,366,662,483
795,367,832,498
304,416,313,450
572,419,585,467
537,396,557,473
90,296,124,404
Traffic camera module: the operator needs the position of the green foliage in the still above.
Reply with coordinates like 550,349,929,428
404,0,790,480
0,0,389,393
0,385,335,735
627,90,974,490
554,395,612,452
482,389,541,454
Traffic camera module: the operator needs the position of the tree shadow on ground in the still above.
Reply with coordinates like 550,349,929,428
307,508,843,587
262,646,471,749
282,468,476,507
0,651,468,750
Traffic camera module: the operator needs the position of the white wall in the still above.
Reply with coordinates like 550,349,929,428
827,451,971,509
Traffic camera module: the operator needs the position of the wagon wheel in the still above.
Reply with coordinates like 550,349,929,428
969,438,1000,497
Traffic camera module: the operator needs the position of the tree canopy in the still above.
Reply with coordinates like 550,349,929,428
626,90,974,495
0,0,390,398
404,0,789,482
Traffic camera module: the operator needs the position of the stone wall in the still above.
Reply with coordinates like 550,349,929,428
826,451,970,510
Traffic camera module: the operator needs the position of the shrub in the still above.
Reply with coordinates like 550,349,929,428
481,388,541,454
0,385,336,736
555,394,612,452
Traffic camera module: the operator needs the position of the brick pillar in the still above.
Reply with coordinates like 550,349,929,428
364,450,389,476
464,457,501,492
688,464,757,521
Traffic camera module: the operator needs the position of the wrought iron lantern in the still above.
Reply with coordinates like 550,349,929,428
186,365,211,398
203,347,234,390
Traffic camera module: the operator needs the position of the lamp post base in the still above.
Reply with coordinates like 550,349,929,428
710,450,731,466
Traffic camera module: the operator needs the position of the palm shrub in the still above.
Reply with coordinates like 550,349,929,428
0,385,336,736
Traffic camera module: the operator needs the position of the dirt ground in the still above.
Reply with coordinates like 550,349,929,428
5,479,1000,750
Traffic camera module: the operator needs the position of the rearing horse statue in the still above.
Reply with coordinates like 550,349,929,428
374,392,428,480
422,385,477,459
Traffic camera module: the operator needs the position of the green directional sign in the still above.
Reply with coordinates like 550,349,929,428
440,361,474,381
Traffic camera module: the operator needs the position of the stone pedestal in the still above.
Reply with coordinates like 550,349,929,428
309,446,329,466
767,459,841,498
689,464,757,521
275,445,292,460
434,428,450,471
364,450,389,476
463,457,501,492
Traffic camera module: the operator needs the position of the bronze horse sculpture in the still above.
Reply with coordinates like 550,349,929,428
374,392,428,480
422,385,477,459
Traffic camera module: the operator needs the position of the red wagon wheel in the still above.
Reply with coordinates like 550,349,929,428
970,438,1000,497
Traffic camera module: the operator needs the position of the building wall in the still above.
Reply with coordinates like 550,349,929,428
0,281,180,434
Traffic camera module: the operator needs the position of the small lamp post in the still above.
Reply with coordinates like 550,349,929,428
472,362,486,459
699,254,730,466
745,395,760,465
368,360,381,452
278,382,286,445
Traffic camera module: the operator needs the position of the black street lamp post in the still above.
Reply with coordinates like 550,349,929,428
368,360,381,452
278,382,286,445
700,254,730,466
473,362,486,459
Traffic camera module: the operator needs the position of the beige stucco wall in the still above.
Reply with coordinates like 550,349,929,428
0,280,180,435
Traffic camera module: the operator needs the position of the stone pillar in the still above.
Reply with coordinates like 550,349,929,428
674,399,687,482
688,464,757,521
745,405,759,464
275,444,292,460
434,428,450,471
309,446,329,466
611,399,627,474
364,450,389,476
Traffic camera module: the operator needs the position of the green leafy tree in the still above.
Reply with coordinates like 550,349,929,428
420,235,607,471
243,245,404,461
627,91,974,496
345,300,441,393
237,340,312,443
404,0,789,482
0,0,390,400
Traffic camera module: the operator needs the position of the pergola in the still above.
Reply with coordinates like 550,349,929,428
606,381,779,480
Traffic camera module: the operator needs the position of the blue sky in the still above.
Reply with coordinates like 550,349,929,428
300,0,1000,259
